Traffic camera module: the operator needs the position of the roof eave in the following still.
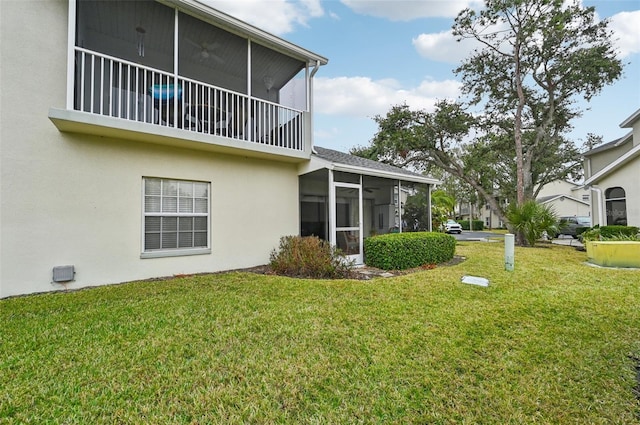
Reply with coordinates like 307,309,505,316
620,108,640,128
582,132,633,157
584,143,640,186
306,155,440,185
331,163,440,185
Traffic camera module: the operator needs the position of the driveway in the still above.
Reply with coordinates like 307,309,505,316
450,231,505,241
449,231,584,248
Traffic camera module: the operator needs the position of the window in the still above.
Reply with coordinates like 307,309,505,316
605,187,627,226
143,177,210,257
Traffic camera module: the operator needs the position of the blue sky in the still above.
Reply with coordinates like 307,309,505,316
205,0,640,153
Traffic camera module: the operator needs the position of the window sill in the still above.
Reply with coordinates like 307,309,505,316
141,248,211,259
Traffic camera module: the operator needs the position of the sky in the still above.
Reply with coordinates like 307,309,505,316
202,0,640,154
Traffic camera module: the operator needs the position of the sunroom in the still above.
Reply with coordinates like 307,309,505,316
300,147,439,265
50,0,327,161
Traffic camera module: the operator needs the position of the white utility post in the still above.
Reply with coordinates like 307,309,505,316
505,233,515,271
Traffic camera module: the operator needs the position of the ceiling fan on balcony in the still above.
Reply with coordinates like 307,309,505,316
185,38,224,65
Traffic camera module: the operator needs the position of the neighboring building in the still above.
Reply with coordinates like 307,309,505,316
583,108,640,227
459,178,591,230
0,0,437,297
536,179,591,219
457,201,504,229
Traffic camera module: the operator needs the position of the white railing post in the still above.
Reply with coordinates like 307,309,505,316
72,48,305,152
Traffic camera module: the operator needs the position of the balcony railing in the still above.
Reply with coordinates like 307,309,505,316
74,47,304,151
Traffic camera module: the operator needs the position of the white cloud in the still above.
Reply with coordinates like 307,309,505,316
199,0,323,35
412,6,640,64
412,30,476,64
340,0,481,20
313,76,462,118
609,10,640,58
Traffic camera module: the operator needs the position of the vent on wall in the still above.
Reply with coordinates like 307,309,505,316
52,265,75,283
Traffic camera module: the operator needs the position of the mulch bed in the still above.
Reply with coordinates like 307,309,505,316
236,255,467,280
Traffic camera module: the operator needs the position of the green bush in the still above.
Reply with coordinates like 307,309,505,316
459,220,485,231
581,225,639,241
600,225,639,238
575,226,590,237
270,236,355,279
364,232,456,270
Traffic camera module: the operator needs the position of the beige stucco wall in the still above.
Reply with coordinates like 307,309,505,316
479,206,504,229
586,141,633,177
1,0,300,297
545,198,591,218
590,158,640,228
537,180,575,198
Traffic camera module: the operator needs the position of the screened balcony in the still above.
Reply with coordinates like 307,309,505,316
74,48,304,151
53,0,327,159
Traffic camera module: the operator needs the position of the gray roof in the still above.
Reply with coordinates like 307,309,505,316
313,146,435,182
536,195,558,203
583,132,632,157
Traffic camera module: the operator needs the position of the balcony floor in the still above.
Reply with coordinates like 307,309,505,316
49,108,310,163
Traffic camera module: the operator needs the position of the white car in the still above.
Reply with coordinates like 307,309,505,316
444,219,462,234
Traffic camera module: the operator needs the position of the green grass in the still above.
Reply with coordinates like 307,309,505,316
2,243,639,424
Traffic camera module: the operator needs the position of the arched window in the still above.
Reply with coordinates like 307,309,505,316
605,187,627,225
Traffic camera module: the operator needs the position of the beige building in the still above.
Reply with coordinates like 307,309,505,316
460,179,590,230
583,108,640,227
536,180,591,219
0,0,436,297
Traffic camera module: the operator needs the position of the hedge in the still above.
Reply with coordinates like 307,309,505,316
458,220,485,231
599,225,639,238
364,232,456,270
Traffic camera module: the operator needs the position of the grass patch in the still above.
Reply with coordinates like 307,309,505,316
2,243,639,423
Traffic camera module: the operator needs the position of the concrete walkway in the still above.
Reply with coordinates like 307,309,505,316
551,235,584,249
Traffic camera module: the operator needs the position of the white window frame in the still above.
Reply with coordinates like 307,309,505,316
141,177,211,258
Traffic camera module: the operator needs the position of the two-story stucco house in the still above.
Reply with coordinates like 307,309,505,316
0,0,437,297
583,108,640,228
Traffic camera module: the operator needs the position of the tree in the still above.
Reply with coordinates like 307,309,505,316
353,1,621,245
453,0,622,207
353,100,511,226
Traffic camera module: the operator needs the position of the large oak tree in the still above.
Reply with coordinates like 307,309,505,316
453,0,622,205
353,0,622,241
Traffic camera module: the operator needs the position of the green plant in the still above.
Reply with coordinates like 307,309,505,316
600,225,639,239
270,236,354,279
581,225,639,242
458,220,485,231
364,232,456,270
575,226,589,237
506,200,558,246
580,227,601,242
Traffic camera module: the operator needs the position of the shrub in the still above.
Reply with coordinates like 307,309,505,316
269,236,355,279
506,200,558,246
600,225,639,239
575,226,590,237
364,232,456,270
581,225,639,241
459,220,485,231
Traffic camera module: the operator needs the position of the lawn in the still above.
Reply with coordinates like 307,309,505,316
1,242,639,424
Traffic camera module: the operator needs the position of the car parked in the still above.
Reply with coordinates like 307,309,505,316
558,216,591,238
444,219,462,234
